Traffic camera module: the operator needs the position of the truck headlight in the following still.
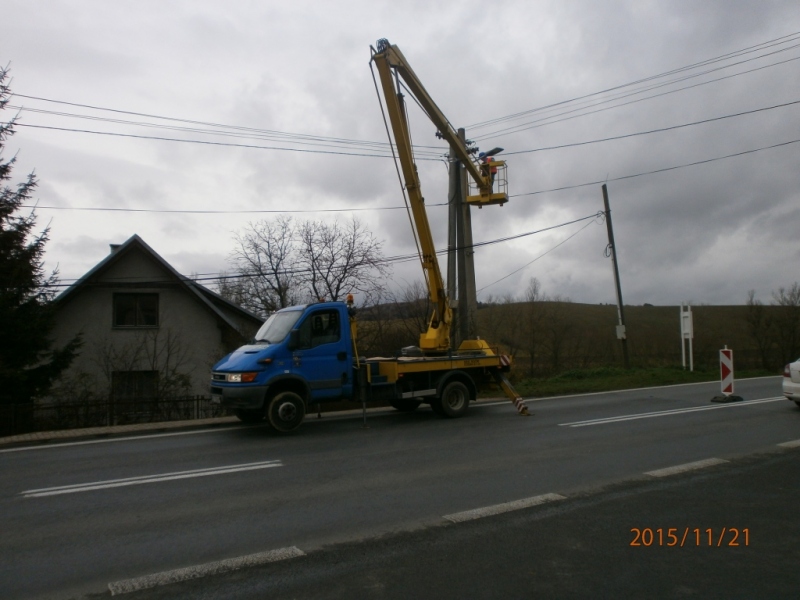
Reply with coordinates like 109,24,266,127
226,372,258,383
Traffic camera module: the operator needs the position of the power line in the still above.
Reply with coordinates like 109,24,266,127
8,104,446,159
477,215,602,294
504,99,800,156
512,137,800,198
468,31,800,132
12,92,447,153
472,52,800,142
38,213,601,288
21,134,799,214
20,202,450,214
13,123,446,161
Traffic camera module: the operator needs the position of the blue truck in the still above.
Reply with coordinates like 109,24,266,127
210,297,527,433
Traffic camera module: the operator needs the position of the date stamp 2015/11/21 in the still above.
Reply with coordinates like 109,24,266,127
630,528,750,547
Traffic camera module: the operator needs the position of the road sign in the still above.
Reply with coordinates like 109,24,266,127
680,305,694,371
720,348,734,395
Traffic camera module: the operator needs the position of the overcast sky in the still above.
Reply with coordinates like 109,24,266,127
3,0,799,307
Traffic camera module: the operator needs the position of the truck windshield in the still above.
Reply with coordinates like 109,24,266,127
253,310,303,344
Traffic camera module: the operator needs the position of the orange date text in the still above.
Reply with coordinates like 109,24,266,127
629,528,750,547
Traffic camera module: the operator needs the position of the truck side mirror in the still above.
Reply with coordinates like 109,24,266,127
287,329,300,351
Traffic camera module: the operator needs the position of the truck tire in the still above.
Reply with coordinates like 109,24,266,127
235,408,265,424
267,391,306,433
389,398,421,412
433,380,470,418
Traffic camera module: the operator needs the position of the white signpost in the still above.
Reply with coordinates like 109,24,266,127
680,304,694,371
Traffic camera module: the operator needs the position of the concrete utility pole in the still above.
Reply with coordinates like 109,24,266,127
447,140,459,313
448,128,478,348
602,184,630,368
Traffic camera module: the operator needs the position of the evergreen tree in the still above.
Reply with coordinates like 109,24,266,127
0,67,80,405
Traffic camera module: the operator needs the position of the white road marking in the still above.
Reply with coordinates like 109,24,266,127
477,375,782,407
559,397,784,428
644,458,729,477
20,460,282,498
107,546,305,595
443,493,566,523
778,439,800,448
0,425,255,454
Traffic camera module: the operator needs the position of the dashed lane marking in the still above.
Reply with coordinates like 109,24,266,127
778,439,800,448
443,493,566,523
644,458,729,478
0,425,254,453
560,397,784,428
108,546,305,595
21,460,282,498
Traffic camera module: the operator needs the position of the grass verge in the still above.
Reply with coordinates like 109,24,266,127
510,366,777,398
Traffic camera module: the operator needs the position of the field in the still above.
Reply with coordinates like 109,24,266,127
360,300,797,382
511,365,774,398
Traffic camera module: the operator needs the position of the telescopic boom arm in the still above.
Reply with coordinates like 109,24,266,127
371,38,508,352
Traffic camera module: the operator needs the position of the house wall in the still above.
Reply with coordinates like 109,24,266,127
51,248,245,398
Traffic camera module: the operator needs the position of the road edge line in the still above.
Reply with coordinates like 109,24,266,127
107,546,305,595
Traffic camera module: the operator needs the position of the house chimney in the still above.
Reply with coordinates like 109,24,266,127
110,244,121,254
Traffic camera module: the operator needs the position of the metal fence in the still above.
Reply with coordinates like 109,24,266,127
0,396,224,437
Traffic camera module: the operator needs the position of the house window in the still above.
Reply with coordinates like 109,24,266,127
113,293,159,328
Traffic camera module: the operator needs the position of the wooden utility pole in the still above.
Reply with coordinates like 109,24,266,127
602,184,630,368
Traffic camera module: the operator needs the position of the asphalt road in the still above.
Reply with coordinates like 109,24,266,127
0,376,797,599
123,448,800,600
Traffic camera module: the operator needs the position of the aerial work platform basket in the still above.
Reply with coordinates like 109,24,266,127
466,159,508,207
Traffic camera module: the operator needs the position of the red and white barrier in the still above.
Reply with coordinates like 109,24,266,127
719,348,734,396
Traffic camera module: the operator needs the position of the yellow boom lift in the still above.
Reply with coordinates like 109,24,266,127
370,39,529,416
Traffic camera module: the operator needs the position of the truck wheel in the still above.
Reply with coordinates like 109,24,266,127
389,398,421,412
267,392,306,433
235,408,265,424
435,381,470,418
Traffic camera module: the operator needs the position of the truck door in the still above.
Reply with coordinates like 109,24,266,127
291,308,351,399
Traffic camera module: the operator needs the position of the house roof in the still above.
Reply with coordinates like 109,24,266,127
55,234,263,332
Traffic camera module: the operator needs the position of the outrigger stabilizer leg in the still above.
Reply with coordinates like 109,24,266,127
492,371,531,416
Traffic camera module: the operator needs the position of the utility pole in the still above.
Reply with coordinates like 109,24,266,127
447,138,459,316
602,184,630,368
459,129,478,343
448,128,478,348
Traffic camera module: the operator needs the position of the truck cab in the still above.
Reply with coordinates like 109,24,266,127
211,301,354,431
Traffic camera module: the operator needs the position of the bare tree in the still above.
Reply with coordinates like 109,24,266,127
297,217,389,303
772,283,800,366
228,215,299,315
521,277,547,376
541,295,574,374
745,290,775,370
387,280,431,341
226,216,389,313
93,328,192,398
